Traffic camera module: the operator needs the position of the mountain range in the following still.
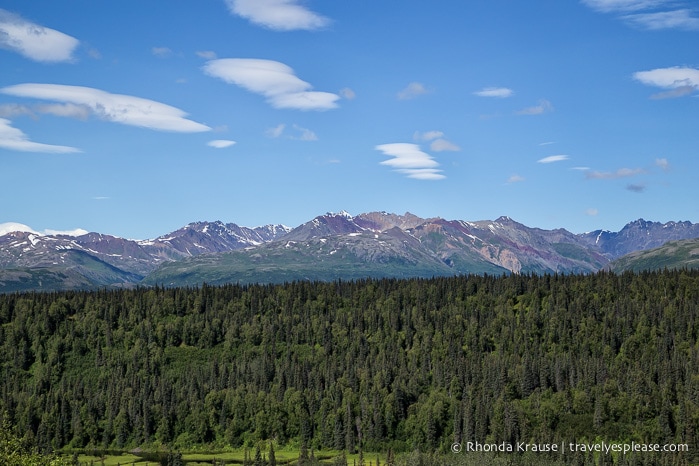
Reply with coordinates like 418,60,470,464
1,212,698,292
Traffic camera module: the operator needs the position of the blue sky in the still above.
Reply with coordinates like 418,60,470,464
1,0,697,239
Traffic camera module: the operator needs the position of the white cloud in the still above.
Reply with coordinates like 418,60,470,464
507,174,525,184
44,228,89,236
0,222,88,236
0,9,79,62
473,87,514,98
0,118,80,153
516,100,554,115
397,82,430,100
397,169,446,180
375,143,445,180
537,155,569,163
203,58,339,111
1,83,211,132
225,0,330,31
208,139,236,148
633,67,699,97
585,208,599,216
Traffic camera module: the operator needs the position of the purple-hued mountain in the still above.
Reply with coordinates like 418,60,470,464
578,219,699,259
1,213,697,291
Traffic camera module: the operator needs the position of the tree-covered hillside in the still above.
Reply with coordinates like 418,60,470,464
0,271,698,464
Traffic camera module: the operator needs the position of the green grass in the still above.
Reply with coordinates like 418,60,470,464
68,448,385,465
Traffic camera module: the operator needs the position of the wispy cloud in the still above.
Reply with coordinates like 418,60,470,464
516,99,553,115
429,139,460,152
397,82,430,100
581,0,668,13
196,50,217,60
225,0,330,31
1,83,211,132
203,58,339,111
506,174,525,184
633,67,699,97
264,123,317,140
339,87,356,100
266,123,286,138
208,139,236,148
582,0,699,30
414,130,443,141
585,208,599,216
0,9,79,62
0,102,91,120
291,124,317,141
624,9,699,30
585,167,645,179
655,157,670,171
152,47,173,58
473,87,514,98
375,143,445,180
0,118,80,153
414,130,460,152
649,86,696,99
0,103,35,118
537,155,569,163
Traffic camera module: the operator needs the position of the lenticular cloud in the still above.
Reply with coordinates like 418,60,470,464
203,58,339,111
225,0,330,31
0,118,80,153
0,9,79,62
375,143,445,180
1,83,211,133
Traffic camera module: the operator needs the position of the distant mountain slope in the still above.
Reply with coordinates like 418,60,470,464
608,238,699,273
2,213,699,292
141,213,616,287
0,267,96,293
142,228,502,287
579,219,699,259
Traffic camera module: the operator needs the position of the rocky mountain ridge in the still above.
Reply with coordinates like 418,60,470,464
1,212,698,291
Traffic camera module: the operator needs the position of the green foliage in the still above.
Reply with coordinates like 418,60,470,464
0,419,71,465
0,271,698,465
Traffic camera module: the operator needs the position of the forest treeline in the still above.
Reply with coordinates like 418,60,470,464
0,270,698,464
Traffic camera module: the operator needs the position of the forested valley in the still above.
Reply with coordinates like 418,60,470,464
0,270,698,465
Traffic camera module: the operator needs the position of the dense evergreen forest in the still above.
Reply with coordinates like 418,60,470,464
0,270,698,465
